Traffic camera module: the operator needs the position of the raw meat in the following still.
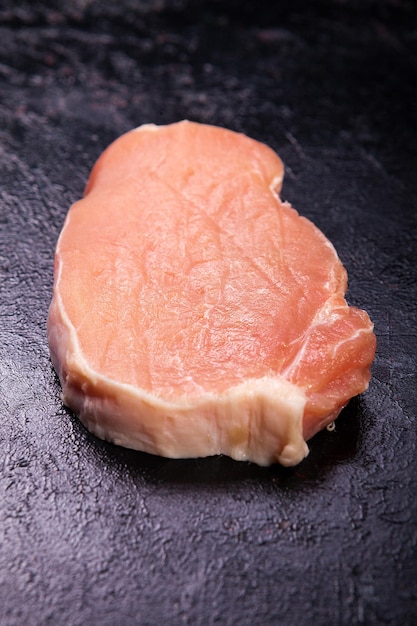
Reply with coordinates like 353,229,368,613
48,120,376,466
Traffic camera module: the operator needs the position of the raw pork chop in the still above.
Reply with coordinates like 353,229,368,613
48,120,376,466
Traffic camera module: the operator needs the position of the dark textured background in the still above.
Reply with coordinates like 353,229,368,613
0,1,416,624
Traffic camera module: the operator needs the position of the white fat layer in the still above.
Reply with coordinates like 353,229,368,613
133,123,160,132
269,173,284,195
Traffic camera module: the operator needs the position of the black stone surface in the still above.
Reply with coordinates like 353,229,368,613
0,1,416,624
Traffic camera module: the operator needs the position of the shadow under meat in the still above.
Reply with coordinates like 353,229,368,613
82,396,364,489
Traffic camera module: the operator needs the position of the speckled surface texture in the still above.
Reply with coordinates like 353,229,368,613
0,1,416,624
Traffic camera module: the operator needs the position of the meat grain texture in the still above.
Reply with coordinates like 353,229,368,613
48,120,376,466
